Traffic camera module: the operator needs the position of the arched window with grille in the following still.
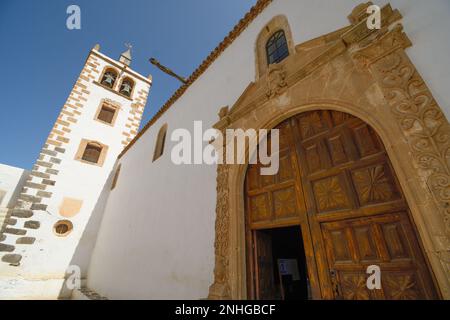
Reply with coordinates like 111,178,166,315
100,68,118,88
265,30,289,65
153,124,168,162
119,77,134,97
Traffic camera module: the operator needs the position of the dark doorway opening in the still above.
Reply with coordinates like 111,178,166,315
253,226,310,300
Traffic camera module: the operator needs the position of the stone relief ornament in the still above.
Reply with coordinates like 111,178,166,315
208,163,231,299
265,64,287,98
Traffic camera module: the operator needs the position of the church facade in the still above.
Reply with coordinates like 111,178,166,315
1,0,450,300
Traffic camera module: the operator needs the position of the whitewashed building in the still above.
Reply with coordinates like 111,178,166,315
1,0,450,300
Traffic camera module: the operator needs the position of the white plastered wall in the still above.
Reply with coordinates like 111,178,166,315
0,164,29,209
86,0,450,299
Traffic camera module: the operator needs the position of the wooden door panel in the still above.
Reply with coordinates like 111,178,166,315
326,132,352,166
321,212,436,299
350,162,401,206
311,174,352,213
304,142,325,174
338,272,377,300
245,110,439,300
246,122,307,227
353,226,379,263
248,193,271,223
382,271,425,300
296,110,331,140
277,152,295,183
380,221,411,261
350,122,382,158
273,186,298,219
254,231,276,300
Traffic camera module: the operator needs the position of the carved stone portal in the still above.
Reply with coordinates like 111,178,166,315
208,3,450,299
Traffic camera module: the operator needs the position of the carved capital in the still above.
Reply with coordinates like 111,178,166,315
352,24,412,69
343,4,402,46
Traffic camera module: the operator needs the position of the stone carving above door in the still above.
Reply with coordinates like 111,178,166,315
265,64,287,98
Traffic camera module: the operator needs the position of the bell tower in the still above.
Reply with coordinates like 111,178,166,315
0,44,152,298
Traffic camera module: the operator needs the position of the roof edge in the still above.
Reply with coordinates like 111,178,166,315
118,0,273,159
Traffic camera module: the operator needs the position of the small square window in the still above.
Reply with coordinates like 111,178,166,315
75,139,109,167
82,143,102,164
97,105,116,124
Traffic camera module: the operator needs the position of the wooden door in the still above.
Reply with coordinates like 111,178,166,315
253,230,277,300
245,110,439,299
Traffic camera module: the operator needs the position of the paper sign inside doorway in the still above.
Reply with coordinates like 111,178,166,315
278,259,300,281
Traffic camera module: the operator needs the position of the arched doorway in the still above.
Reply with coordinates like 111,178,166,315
244,110,439,300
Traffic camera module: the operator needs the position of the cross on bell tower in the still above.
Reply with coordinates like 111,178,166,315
119,43,132,66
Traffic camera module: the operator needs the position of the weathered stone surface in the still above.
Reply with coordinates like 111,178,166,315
16,237,35,245
46,168,59,175
49,157,62,164
31,203,47,211
18,194,42,203
41,149,57,157
4,218,17,226
80,287,108,300
10,209,33,218
36,160,53,168
24,221,40,229
37,191,52,198
2,254,22,266
29,170,51,179
4,228,27,236
0,243,15,252
24,182,47,190
42,179,56,186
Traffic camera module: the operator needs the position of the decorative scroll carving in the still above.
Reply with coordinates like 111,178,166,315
355,24,450,270
371,39,450,235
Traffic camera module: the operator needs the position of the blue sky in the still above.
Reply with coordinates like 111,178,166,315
0,0,256,169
